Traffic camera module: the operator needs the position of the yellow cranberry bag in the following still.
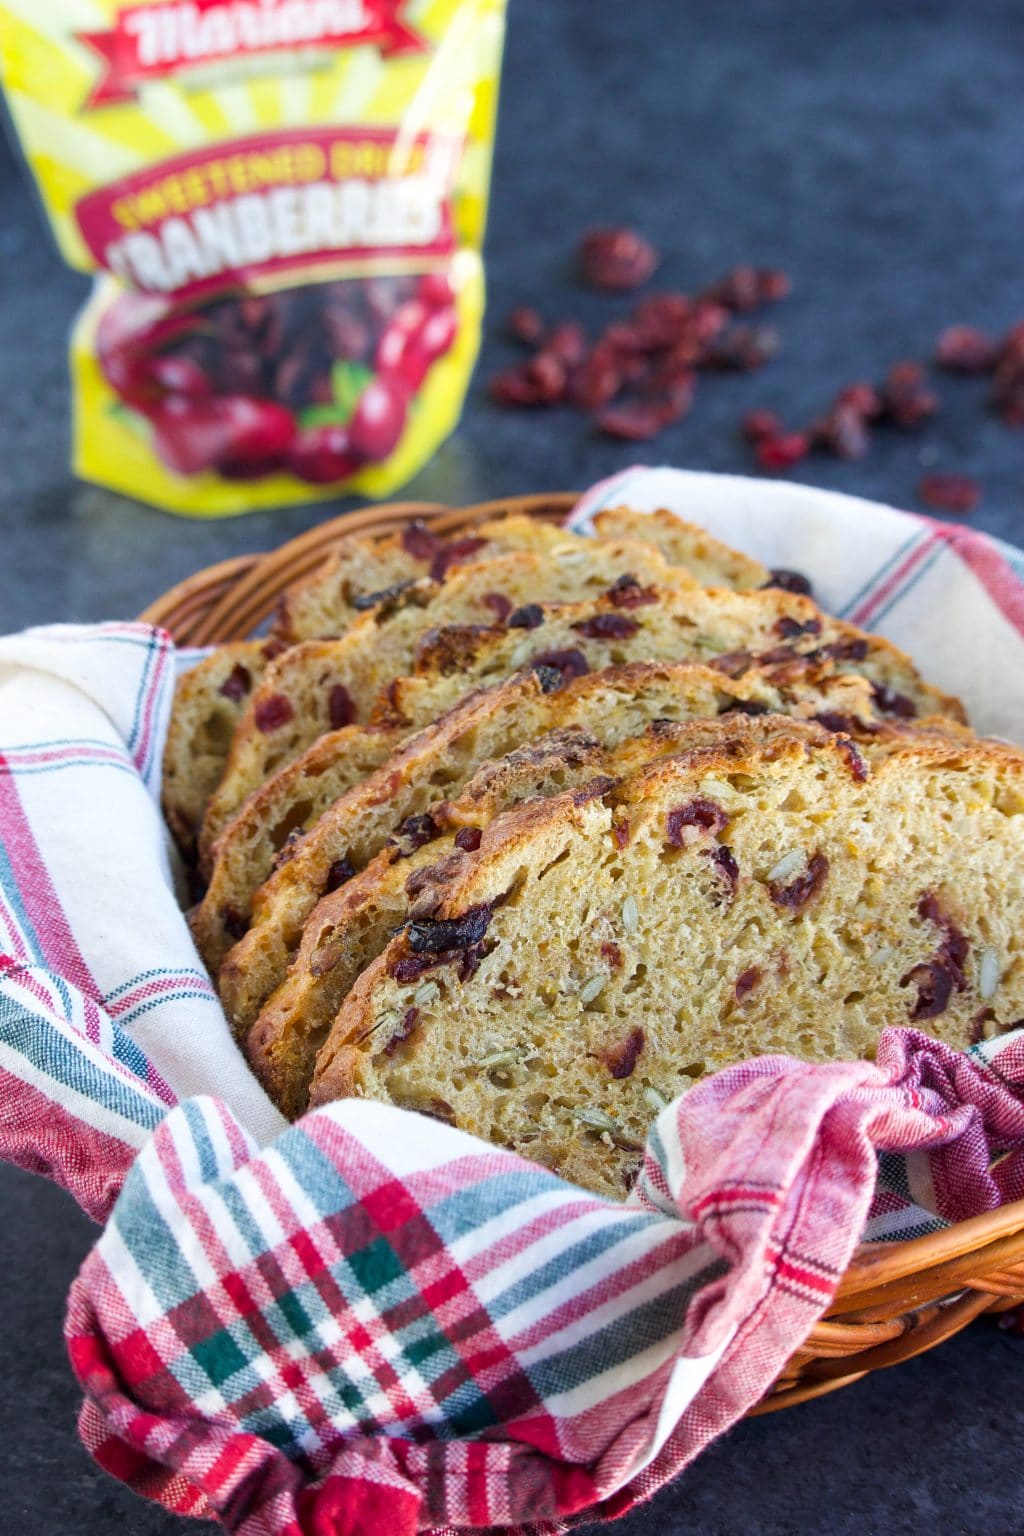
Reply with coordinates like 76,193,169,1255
0,1,506,515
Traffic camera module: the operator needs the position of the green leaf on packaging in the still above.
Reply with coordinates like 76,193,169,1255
298,404,349,430
298,361,372,431
331,360,373,419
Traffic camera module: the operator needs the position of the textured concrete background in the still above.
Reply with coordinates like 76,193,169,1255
2,1,1023,1530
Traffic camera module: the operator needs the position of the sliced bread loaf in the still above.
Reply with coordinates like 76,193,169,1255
307,718,1024,1199
238,668,889,1110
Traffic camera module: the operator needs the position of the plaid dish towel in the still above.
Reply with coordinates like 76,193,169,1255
4,469,1024,1535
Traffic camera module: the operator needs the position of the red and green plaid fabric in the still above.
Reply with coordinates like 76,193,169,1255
61,1034,1024,1534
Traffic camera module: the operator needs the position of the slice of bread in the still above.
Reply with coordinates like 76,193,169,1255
273,513,700,641
238,666,889,1113
307,717,1024,1200
216,580,945,1038
195,543,716,871
591,507,771,590
162,640,273,860
376,584,961,732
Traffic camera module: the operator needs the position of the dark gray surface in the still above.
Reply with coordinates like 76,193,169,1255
2,1,1023,1530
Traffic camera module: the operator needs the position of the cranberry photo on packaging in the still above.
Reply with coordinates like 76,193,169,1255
98,271,460,485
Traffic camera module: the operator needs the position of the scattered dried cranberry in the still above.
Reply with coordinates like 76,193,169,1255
935,326,998,375
704,266,789,312
631,292,691,345
578,227,659,291
567,349,622,410
505,307,545,346
917,472,981,515
597,400,681,440
572,613,640,640
742,408,783,443
454,827,483,852
545,322,588,367
707,325,780,372
328,683,355,730
525,350,568,404
835,382,883,419
601,941,623,969
878,361,939,429
219,664,252,702
993,324,1024,426
756,432,810,472
489,365,545,408
814,401,871,460
254,693,294,733
757,269,792,303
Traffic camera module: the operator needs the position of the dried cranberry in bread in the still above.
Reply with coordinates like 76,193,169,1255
591,506,771,590
195,542,714,871
308,718,1024,1200
240,670,889,1114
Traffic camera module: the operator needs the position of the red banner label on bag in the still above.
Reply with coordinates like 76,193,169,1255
78,0,426,108
74,127,460,299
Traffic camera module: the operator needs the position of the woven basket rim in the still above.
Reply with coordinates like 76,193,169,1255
144,491,1024,1406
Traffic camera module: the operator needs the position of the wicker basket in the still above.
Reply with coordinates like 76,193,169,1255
140,491,1024,1412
